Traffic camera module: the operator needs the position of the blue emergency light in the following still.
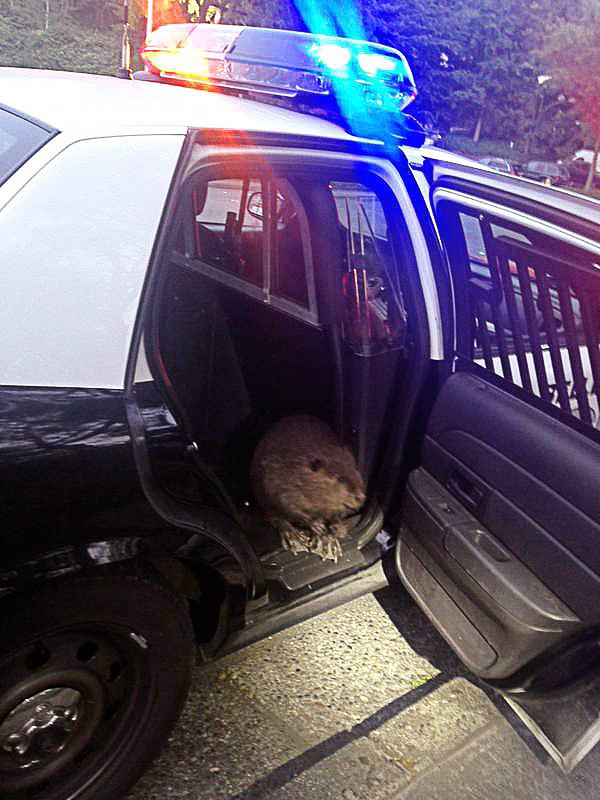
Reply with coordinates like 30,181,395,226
136,24,421,144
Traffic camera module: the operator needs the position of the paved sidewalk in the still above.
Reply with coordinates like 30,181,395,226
127,587,600,800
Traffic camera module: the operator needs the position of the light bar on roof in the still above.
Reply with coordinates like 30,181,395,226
138,24,417,116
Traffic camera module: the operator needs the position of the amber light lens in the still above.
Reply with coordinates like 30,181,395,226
141,49,211,81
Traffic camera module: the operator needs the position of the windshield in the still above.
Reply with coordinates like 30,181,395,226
0,107,53,187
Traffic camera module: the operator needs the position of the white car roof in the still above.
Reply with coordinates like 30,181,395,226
402,144,481,169
0,67,361,141
2,69,486,170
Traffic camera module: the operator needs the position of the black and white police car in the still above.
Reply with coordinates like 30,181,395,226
0,24,599,799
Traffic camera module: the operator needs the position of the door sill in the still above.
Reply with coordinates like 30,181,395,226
261,503,384,593
221,558,389,655
502,682,600,772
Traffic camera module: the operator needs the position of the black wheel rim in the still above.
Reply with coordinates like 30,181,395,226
0,625,152,798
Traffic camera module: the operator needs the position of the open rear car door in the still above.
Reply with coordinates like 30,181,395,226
395,160,600,771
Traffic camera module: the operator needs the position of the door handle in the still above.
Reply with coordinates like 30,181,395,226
446,471,485,511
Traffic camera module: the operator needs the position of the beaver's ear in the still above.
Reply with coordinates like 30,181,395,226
309,458,323,472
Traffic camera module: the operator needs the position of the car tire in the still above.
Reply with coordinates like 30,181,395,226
0,570,194,800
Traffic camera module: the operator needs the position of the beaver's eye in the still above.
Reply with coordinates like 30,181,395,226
309,459,323,472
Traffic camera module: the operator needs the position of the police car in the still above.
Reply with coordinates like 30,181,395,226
0,24,599,800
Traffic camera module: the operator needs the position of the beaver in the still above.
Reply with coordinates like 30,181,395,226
250,415,366,562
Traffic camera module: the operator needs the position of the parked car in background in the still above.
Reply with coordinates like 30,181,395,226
568,156,600,189
477,156,515,174
522,160,568,186
573,149,600,169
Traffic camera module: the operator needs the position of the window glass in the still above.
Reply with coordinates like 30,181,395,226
459,212,532,279
329,181,407,355
193,177,263,286
191,175,314,313
270,179,309,307
0,108,52,187
456,208,599,430
460,211,488,269
331,182,388,240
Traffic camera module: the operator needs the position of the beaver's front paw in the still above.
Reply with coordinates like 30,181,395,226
307,531,343,563
278,520,312,555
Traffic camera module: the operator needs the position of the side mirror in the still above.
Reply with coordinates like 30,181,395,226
247,192,264,220
247,191,294,223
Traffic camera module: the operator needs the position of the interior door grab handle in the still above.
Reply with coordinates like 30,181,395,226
447,472,485,511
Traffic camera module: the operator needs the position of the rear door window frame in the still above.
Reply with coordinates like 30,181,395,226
433,186,600,439
177,167,320,326
0,105,56,188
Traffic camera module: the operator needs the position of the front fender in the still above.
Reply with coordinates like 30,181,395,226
0,526,248,598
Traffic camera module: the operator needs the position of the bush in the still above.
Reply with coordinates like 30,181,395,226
441,134,528,162
0,2,126,75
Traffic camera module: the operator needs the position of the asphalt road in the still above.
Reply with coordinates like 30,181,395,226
126,586,600,800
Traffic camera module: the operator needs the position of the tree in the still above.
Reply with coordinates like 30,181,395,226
542,0,600,192
339,0,547,143
437,0,540,143
525,82,582,160
0,0,122,73
362,0,463,133
219,0,303,29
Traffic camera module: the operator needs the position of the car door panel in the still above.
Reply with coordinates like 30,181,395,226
425,371,600,617
394,161,600,768
398,368,600,680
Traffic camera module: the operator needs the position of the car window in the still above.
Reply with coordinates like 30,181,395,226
0,107,53,187
329,181,407,355
542,163,561,177
460,212,485,254
528,161,560,177
270,179,310,308
331,181,388,240
188,172,316,321
456,209,599,430
193,177,264,286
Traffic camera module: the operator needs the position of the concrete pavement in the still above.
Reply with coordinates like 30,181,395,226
126,586,600,800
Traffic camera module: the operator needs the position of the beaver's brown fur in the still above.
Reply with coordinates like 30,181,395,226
250,415,366,562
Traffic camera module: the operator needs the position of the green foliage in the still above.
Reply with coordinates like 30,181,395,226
540,0,600,191
370,0,584,154
0,0,122,74
361,0,462,132
442,134,528,163
365,0,544,144
542,1,600,137
218,0,302,28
